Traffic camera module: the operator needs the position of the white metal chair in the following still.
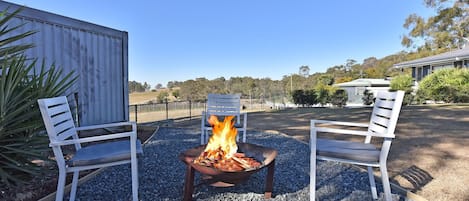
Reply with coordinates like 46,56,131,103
201,93,247,144
310,90,405,201
37,96,143,201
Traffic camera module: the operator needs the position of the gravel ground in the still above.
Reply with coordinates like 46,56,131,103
70,127,404,201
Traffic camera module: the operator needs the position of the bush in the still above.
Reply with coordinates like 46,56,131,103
390,74,413,93
417,68,469,103
330,89,348,107
291,89,317,106
362,89,374,105
390,74,414,105
0,8,77,186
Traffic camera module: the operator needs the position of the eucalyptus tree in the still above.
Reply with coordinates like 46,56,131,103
402,0,469,50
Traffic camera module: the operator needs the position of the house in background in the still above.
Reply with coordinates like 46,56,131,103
393,47,469,86
334,78,391,106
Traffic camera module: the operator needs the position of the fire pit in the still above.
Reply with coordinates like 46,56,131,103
178,115,278,200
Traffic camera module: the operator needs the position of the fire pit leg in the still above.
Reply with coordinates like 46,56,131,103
183,165,195,201
264,159,275,199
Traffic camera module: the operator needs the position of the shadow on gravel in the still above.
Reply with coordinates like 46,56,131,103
70,127,405,201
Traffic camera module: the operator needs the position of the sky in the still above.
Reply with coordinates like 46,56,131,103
6,0,434,88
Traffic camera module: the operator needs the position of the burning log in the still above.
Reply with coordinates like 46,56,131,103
194,115,262,172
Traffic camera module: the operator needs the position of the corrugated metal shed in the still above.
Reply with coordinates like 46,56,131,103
0,2,129,126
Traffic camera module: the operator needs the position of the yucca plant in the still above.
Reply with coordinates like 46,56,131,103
0,7,77,186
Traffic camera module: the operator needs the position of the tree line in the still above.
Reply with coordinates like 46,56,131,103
130,0,468,103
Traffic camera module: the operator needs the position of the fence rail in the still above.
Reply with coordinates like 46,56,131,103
128,99,279,123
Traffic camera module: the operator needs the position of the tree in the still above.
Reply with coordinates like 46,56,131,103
292,90,306,106
157,91,169,103
316,85,330,106
128,80,146,93
402,0,469,50
143,82,150,91
345,59,357,72
172,89,180,99
155,83,163,89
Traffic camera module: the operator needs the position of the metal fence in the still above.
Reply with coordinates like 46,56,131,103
128,99,281,123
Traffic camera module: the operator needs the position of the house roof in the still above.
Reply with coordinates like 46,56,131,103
334,78,390,87
394,47,469,68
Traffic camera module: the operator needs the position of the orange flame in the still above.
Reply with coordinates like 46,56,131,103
202,115,238,160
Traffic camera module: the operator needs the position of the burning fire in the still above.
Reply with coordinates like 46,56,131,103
194,115,261,172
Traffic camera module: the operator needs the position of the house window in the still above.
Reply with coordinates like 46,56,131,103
422,65,431,78
433,63,453,71
417,67,422,81
355,87,365,96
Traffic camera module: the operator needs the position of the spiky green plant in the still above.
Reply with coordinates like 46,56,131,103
0,7,77,186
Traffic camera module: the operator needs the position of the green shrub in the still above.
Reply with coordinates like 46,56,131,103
330,89,348,107
0,8,77,186
291,89,317,106
390,74,414,105
390,74,413,92
417,68,469,103
362,89,374,105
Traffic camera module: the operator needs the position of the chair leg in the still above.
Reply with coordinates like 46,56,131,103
380,163,392,201
242,129,246,142
310,149,316,200
56,169,66,201
131,156,139,201
69,171,79,201
367,166,378,199
200,130,205,145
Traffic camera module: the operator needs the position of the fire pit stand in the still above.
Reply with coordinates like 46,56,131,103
179,143,277,201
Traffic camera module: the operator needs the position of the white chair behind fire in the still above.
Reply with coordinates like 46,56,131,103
201,93,247,144
310,90,405,201
37,96,143,201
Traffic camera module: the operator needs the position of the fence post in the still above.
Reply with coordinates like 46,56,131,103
134,105,138,122
165,98,169,120
189,100,192,120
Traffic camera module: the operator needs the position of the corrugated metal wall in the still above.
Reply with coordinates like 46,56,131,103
0,2,129,126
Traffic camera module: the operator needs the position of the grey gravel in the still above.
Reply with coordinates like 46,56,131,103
71,127,405,201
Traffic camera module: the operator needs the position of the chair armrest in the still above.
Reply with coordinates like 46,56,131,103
75,121,136,131
311,119,369,127
314,127,370,136
50,131,136,146
311,119,370,137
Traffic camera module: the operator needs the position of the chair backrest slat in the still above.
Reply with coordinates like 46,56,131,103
373,107,393,118
206,93,241,120
367,91,405,138
38,96,78,142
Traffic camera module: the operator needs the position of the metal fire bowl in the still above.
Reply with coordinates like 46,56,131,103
179,142,278,187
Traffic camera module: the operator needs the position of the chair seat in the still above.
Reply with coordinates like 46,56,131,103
67,140,143,167
317,139,380,163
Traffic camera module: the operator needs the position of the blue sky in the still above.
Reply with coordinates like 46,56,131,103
7,0,433,88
